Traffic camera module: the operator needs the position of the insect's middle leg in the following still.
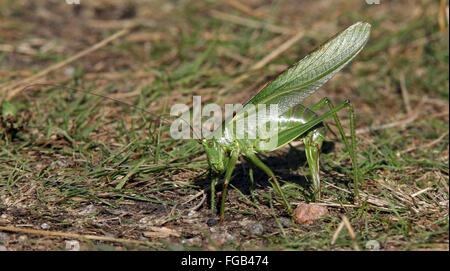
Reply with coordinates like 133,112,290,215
244,157,256,200
245,153,293,216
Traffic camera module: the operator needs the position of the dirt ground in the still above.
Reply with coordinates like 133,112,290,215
0,0,448,251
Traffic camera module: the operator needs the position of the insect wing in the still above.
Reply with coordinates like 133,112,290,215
256,104,322,152
221,22,371,145
243,22,371,116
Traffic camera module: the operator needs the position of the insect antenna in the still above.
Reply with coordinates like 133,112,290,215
16,83,202,140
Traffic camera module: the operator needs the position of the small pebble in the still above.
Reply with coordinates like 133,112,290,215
210,233,223,243
187,210,197,217
279,217,292,228
41,223,50,230
78,204,97,215
65,240,80,251
206,218,218,227
365,240,381,251
225,233,235,242
105,209,122,215
0,232,10,243
272,217,292,228
105,233,115,239
0,214,9,224
56,160,70,167
239,218,252,227
247,223,264,235
182,236,202,247
294,203,328,225
139,217,150,224
210,232,235,245
64,67,75,77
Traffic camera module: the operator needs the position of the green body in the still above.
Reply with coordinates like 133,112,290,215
202,22,371,220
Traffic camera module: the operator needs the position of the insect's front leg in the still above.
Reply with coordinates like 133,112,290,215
219,150,240,222
210,174,219,213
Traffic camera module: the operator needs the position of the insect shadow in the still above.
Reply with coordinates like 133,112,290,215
193,140,339,210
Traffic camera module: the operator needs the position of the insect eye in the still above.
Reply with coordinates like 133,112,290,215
208,141,214,148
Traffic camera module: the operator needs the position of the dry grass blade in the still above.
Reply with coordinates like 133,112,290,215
227,8,344,89
210,10,292,34
143,226,181,238
399,72,412,115
183,190,207,212
342,216,360,251
411,187,433,198
331,220,345,245
352,112,420,136
0,44,37,55
0,226,151,246
250,30,305,71
226,0,265,18
250,9,344,71
2,25,136,101
437,171,449,194
401,131,449,154
438,0,448,32
331,216,361,251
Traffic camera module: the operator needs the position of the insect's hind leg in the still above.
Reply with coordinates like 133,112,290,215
303,127,325,201
309,98,360,199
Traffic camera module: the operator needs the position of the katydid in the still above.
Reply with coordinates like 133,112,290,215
20,22,371,223
202,22,371,221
